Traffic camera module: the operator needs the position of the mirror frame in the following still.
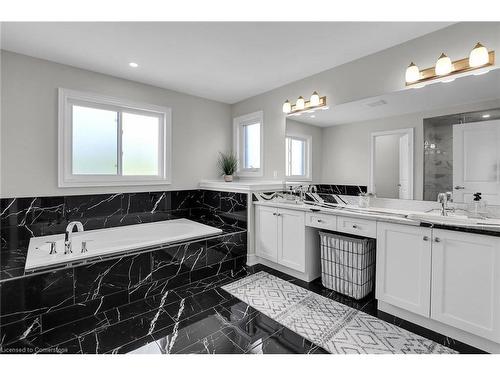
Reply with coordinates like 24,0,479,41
369,128,414,199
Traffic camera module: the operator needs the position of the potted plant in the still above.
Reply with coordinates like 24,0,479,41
217,152,238,182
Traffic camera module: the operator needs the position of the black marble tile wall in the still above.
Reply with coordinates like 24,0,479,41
0,189,247,348
0,189,247,281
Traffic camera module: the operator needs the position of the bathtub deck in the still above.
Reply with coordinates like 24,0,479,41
0,265,481,354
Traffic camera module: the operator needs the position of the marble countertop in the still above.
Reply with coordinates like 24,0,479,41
253,199,500,236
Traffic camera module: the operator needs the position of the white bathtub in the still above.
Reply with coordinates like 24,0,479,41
25,219,223,271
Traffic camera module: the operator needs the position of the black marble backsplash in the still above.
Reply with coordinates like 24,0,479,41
0,189,248,348
315,184,367,196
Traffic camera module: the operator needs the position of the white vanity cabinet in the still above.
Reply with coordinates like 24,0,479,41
254,205,279,262
431,229,500,343
376,222,500,349
254,205,306,273
376,222,432,317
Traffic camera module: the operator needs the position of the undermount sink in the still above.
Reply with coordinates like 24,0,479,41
406,212,500,227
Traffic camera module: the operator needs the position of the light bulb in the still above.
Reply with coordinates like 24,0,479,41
128,62,139,68
296,96,305,110
405,62,420,83
282,100,291,114
310,91,320,106
469,42,489,67
435,53,452,76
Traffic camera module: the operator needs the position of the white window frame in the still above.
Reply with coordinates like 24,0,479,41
58,88,172,187
285,133,312,181
233,110,264,178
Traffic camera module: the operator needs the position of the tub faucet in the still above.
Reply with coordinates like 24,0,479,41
65,221,84,254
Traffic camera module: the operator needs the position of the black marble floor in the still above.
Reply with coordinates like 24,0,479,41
1,264,485,354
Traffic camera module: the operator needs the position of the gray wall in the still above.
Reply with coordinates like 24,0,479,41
0,51,232,198
231,22,500,182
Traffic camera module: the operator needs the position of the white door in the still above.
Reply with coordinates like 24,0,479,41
399,134,410,199
431,229,500,343
376,222,432,317
453,120,500,203
278,208,306,272
255,205,278,262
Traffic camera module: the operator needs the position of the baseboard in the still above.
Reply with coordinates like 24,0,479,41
250,256,318,282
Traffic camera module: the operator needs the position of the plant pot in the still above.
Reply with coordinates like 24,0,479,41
224,175,233,182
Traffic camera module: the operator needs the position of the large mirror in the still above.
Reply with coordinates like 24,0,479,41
285,68,500,203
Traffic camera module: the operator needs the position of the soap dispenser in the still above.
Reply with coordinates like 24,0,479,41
471,192,483,218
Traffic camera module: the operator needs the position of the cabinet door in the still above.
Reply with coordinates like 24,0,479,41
278,208,306,272
431,229,500,343
255,205,278,262
376,222,432,317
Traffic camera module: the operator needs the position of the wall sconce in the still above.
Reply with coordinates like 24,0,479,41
282,92,328,115
405,42,495,87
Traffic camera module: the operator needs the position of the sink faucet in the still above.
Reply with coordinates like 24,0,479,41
437,192,455,216
308,185,318,194
65,221,84,254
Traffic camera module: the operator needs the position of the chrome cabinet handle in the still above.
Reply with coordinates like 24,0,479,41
46,241,57,255
454,186,465,190
434,237,441,243
352,224,358,229
317,219,323,223
272,212,277,216
423,236,429,241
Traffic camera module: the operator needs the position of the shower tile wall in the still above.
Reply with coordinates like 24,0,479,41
423,122,453,201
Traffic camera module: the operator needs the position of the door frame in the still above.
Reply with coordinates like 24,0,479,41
369,128,414,199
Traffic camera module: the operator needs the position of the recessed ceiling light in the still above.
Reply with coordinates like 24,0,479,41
482,114,491,118
129,62,139,68
310,115,316,118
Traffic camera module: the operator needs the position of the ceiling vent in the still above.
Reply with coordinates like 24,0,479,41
366,99,387,107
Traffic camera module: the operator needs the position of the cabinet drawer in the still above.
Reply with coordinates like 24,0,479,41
337,215,376,238
305,212,337,231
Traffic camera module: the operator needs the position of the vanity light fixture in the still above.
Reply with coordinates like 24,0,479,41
405,42,495,87
310,91,320,106
282,92,328,115
435,53,452,76
282,100,292,114
296,96,305,110
469,42,489,68
405,62,420,83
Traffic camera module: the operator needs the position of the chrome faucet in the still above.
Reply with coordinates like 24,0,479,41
437,192,455,216
65,221,84,254
308,185,318,194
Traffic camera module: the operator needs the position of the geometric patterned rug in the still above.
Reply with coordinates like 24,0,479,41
222,272,457,354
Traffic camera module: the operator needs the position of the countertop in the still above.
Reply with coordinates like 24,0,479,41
253,199,500,236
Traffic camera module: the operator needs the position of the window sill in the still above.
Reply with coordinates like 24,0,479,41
58,179,171,188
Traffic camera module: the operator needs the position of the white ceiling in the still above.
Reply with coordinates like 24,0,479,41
0,22,453,103
290,68,500,127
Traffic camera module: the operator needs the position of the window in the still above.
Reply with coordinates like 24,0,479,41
233,111,263,177
58,88,172,187
285,134,311,180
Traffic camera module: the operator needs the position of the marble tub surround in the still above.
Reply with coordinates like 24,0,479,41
0,189,247,349
0,189,247,281
0,231,248,348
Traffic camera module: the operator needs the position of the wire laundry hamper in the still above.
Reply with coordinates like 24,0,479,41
319,231,375,300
